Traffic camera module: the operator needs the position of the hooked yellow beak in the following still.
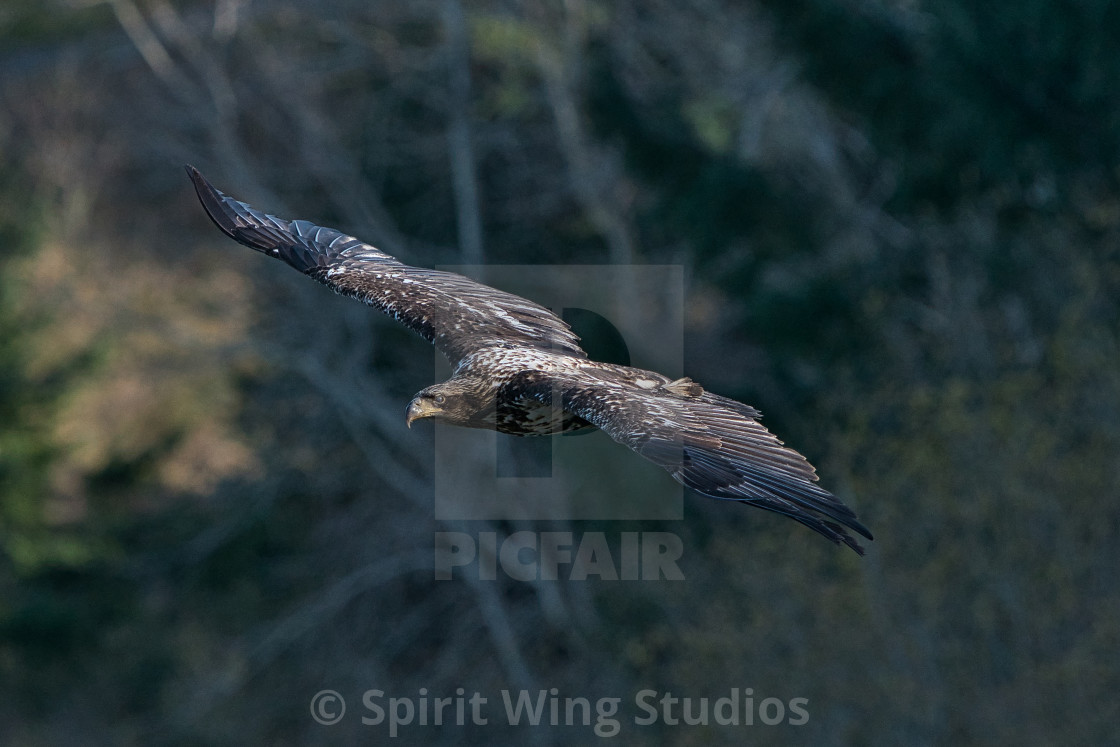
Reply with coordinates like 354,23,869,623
406,397,443,428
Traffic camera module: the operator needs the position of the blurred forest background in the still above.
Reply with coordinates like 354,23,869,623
2,0,1119,744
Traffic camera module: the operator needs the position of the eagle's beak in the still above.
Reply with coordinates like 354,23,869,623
406,397,442,428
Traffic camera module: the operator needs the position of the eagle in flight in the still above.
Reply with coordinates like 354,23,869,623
187,166,873,555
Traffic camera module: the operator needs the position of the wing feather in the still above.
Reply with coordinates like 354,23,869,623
187,166,585,365
516,369,872,554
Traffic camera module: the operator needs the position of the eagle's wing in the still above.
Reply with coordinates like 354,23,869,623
187,166,586,365
516,369,872,554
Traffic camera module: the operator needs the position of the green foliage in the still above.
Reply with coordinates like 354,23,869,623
0,0,112,46
765,0,1120,210
0,169,78,573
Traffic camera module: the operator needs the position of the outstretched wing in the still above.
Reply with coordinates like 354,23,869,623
186,166,585,365
516,368,873,555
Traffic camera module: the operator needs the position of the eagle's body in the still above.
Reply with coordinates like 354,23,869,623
187,166,873,555
441,346,713,436
425,346,598,435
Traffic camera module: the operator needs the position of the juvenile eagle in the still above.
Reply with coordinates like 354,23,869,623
187,166,873,555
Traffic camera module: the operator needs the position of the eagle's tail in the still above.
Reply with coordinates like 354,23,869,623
185,165,378,274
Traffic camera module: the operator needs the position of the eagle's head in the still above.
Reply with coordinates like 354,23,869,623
406,379,495,429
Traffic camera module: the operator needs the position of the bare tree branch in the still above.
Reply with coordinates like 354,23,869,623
444,0,486,269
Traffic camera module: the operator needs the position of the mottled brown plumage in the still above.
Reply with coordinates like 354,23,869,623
187,165,873,555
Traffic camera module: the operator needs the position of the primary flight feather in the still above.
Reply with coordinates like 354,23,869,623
187,165,873,555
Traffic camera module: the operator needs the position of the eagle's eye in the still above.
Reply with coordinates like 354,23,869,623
434,394,446,405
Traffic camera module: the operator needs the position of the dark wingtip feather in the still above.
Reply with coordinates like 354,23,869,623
775,505,868,556
185,166,315,270
826,522,867,556
850,518,875,542
784,509,871,555
185,165,242,242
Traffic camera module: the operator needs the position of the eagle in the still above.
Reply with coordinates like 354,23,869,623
186,166,873,555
